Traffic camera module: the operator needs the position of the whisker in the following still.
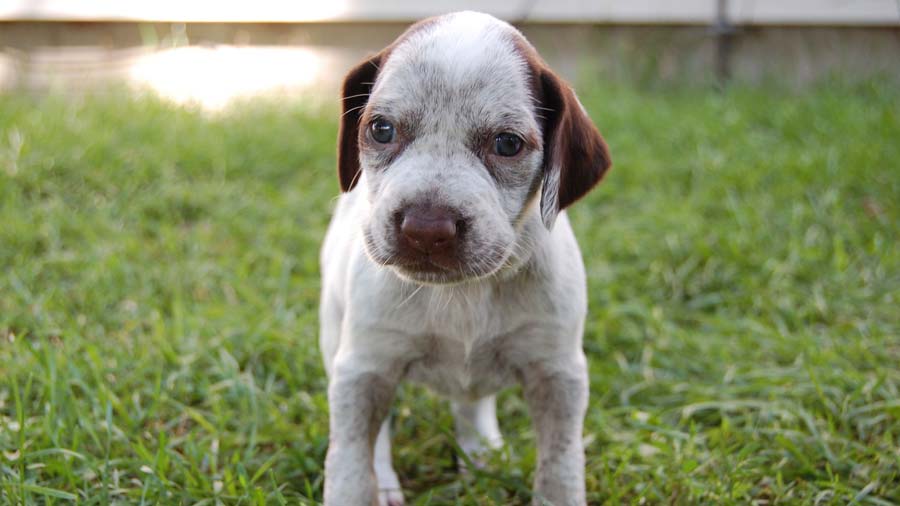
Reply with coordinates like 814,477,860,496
346,165,364,189
341,104,367,118
396,283,425,309
342,93,371,101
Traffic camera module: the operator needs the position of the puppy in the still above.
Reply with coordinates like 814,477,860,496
319,11,611,506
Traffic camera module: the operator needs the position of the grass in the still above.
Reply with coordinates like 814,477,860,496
0,80,898,505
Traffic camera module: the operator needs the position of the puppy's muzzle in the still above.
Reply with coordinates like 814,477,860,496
394,205,468,271
401,209,459,253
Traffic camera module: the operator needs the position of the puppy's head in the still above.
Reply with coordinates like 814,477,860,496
338,12,611,284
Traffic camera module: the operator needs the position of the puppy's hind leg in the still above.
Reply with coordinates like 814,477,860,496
374,416,404,506
451,395,504,469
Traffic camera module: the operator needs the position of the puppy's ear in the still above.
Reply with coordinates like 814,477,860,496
538,69,612,228
337,53,384,192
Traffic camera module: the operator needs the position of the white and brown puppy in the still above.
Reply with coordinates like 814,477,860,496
319,11,611,506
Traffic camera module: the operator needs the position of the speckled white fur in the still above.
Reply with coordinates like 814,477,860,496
321,12,591,506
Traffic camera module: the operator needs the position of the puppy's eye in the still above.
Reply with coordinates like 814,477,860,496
494,132,523,157
370,118,395,144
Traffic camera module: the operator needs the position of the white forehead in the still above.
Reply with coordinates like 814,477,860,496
371,12,533,118
387,12,523,81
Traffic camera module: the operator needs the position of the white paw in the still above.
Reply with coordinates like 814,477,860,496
458,435,504,472
378,488,405,506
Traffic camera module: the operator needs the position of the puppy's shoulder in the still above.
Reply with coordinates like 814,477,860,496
321,189,365,286
510,212,587,316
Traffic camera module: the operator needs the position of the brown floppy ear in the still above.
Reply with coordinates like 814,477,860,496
337,53,384,192
538,68,612,228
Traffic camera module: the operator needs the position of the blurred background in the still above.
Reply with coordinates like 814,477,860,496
2,0,899,107
2,1,899,505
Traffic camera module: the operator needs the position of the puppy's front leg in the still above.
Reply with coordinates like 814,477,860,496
522,353,589,506
324,357,397,506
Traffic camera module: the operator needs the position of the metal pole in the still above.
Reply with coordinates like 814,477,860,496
714,0,735,85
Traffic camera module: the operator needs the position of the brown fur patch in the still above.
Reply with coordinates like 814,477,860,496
508,31,612,214
337,17,442,192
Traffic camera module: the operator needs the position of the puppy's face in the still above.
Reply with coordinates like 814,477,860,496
337,12,611,285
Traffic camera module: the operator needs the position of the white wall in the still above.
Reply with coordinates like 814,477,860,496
1,0,898,25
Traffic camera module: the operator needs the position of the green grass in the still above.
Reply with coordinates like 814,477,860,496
1,81,898,505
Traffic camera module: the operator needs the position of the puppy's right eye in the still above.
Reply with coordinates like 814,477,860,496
494,132,523,157
370,118,395,144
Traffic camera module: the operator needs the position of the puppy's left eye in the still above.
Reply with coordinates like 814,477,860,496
494,132,523,157
370,118,396,144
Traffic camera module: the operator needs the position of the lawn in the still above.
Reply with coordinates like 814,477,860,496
1,81,898,505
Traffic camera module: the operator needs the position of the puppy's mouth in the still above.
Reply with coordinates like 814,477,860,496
363,229,508,285
392,254,463,278
391,260,484,285
388,252,474,285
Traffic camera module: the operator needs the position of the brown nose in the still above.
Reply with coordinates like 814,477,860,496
400,208,458,254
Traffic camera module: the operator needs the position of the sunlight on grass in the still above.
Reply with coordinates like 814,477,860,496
129,47,328,110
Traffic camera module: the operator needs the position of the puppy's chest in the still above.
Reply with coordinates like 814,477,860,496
405,332,515,399
400,291,526,399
